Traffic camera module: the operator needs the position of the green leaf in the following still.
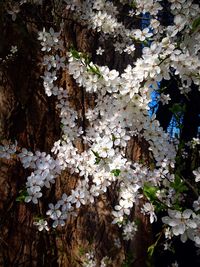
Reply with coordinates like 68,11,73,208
192,16,200,33
78,247,85,256
95,158,101,164
121,252,134,267
87,64,102,78
170,175,188,193
147,244,155,257
91,150,101,164
84,55,91,65
91,150,100,158
112,134,117,141
143,183,158,202
130,1,136,8
169,103,186,114
70,47,81,59
111,169,121,177
33,215,44,221
16,189,28,202
135,218,141,226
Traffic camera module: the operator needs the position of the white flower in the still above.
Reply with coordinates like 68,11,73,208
168,14,187,37
96,47,104,55
114,238,121,248
122,221,138,240
25,188,42,204
92,136,114,158
46,203,67,227
55,55,66,70
38,27,61,51
193,167,200,182
100,256,111,267
67,189,86,208
163,241,172,251
102,69,119,83
160,93,171,105
193,197,200,211
46,203,62,219
134,28,153,42
124,44,135,54
169,0,186,10
171,261,179,267
10,46,18,54
141,202,157,223
0,142,17,159
128,9,135,17
7,5,20,21
190,138,200,148
33,219,49,231
162,209,197,237
165,227,173,239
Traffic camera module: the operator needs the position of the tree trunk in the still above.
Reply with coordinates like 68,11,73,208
0,5,152,267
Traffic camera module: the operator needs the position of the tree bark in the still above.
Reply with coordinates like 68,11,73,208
0,5,152,267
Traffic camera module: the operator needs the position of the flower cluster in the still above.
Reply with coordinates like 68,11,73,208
81,250,110,267
0,141,17,159
162,209,200,246
1,0,200,264
18,149,61,204
0,45,18,64
122,221,138,241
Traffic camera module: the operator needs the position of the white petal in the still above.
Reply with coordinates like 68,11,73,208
186,220,197,229
180,232,187,243
182,209,192,219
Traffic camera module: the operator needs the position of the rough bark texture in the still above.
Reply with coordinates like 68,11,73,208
0,6,152,267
